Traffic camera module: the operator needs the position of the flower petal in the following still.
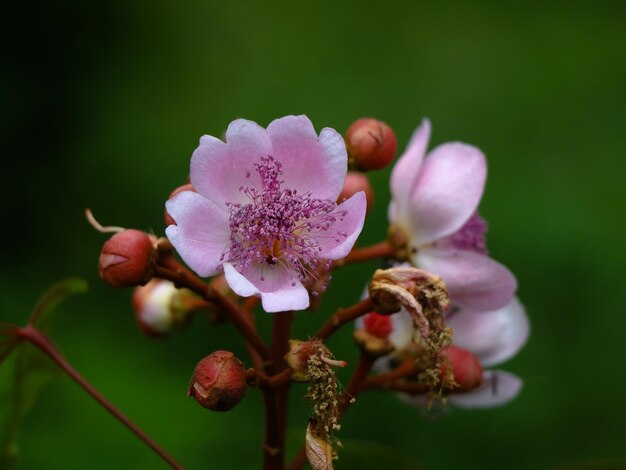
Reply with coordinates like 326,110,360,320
223,262,309,313
266,115,347,201
165,191,230,277
449,370,523,408
315,191,367,260
448,297,530,367
414,249,517,311
407,142,486,244
389,118,431,223
388,309,415,350
190,119,272,208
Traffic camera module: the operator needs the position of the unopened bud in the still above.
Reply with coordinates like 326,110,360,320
338,172,374,212
345,118,397,171
353,312,395,357
99,230,156,288
439,346,483,392
132,279,201,337
188,351,247,411
164,184,195,226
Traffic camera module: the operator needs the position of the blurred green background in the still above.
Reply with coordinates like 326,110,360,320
2,0,626,468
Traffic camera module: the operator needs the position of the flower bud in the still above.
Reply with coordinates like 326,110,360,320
99,230,156,288
164,184,195,226
188,351,247,411
345,118,397,171
132,279,179,337
338,172,374,212
439,345,483,392
353,311,395,357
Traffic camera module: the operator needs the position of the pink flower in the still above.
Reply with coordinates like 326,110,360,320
165,116,367,313
360,297,530,408
389,119,517,310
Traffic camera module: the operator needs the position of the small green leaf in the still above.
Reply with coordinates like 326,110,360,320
337,439,422,470
29,278,88,326
0,342,61,467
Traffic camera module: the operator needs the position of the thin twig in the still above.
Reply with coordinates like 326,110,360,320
314,298,375,341
333,240,394,268
18,324,184,469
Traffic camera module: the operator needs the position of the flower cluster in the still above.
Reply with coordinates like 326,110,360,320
85,114,529,470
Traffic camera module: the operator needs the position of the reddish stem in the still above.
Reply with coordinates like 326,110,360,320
154,264,271,361
18,324,183,469
314,298,374,341
334,240,394,268
262,311,294,470
337,353,375,415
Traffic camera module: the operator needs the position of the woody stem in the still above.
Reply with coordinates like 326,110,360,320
334,240,395,268
153,264,271,361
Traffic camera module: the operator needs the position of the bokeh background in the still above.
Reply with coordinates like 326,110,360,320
2,1,626,468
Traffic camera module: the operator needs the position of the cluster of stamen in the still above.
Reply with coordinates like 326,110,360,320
221,156,347,291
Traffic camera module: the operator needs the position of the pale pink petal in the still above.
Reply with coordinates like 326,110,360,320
223,262,309,313
266,115,347,201
414,249,517,311
314,191,367,260
389,118,431,223
448,297,529,367
190,119,272,208
389,310,415,350
165,191,230,277
407,143,486,244
449,370,522,408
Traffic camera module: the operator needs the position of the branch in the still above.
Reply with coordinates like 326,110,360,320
333,240,394,268
314,298,374,341
154,265,271,361
17,324,183,469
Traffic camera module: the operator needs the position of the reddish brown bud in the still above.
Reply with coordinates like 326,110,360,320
99,230,156,288
338,172,374,212
188,351,247,411
164,184,195,226
345,118,397,171
439,345,483,392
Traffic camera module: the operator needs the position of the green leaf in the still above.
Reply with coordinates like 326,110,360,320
0,342,61,468
337,439,422,470
29,278,88,326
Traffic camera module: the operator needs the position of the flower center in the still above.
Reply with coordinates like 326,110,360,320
222,156,348,288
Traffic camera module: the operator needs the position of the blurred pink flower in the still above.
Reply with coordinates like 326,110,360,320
166,116,366,313
389,119,516,310
360,297,530,408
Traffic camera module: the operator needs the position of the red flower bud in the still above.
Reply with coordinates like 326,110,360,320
338,172,374,212
99,230,156,288
439,345,483,392
164,184,195,226
188,351,247,411
363,311,392,339
345,118,397,171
